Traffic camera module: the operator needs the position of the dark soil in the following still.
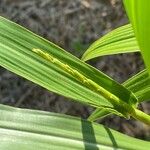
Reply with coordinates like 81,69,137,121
0,0,149,140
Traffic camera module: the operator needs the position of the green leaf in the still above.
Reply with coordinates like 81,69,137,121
89,70,150,121
123,70,150,102
82,24,139,61
123,0,150,75
0,104,150,150
82,1,150,122
91,69,150,121
88,108,111,122
0,16,138,116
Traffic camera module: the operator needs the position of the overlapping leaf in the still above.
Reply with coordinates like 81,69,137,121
0,104,150,150
0,17,138,116
89,70,150,121
123,70,150,102
82,24,139,61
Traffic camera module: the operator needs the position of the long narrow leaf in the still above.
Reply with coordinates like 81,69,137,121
82,24,139,61
0,104,150,150
123,0,150,75
0,17,138,116
88,108,111,122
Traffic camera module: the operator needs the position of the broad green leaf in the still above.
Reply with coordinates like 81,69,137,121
123,0,150,75
0,17,138,117
82,24,139,61
0,104,150,150
123,70,150,102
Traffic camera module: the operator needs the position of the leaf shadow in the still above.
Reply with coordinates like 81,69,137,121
81,120,118,150
104,126,118,149
81,119,99,150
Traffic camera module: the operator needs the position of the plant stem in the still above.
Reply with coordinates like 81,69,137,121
131,108,150,126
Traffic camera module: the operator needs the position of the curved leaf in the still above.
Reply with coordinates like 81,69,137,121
0,17,137,116
82,24,139,61
0,104,150,150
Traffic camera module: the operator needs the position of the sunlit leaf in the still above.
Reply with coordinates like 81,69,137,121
89,70,150,121
0,17,138,117
0,104,150,150
82,24,139,61
124,0,150,74
123,70,150,102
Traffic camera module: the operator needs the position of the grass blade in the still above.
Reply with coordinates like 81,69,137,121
82,24,139,61
0,17,138,116
88,108,111,122
124,0,150,75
